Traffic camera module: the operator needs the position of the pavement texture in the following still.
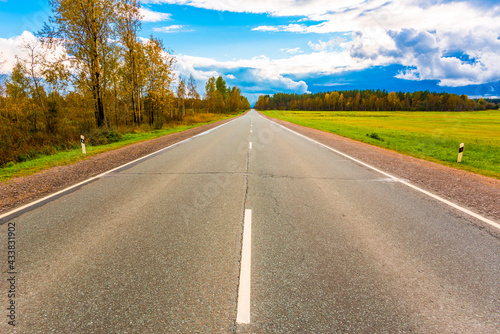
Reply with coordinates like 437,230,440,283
1,110,499,333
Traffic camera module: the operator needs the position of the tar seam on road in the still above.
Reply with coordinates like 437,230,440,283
262,115,500,231
236,127,252,325
0,117,240,221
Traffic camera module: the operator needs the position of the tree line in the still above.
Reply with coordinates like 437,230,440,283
0,0,249,167
255,90,498,112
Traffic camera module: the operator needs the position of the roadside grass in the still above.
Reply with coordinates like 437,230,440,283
0,113,239,182
261,110,500,179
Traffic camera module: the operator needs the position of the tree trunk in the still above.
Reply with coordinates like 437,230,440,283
95,69,105,127
92,7,105,128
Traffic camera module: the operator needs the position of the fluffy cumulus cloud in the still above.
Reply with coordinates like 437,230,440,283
352,27,500,86
0,31,40,73
174,54,310,103
147,0,500,88
247,68,309,94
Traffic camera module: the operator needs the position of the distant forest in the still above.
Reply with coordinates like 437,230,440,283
255,90,499,112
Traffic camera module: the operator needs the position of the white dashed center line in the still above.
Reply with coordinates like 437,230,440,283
236,209,252,324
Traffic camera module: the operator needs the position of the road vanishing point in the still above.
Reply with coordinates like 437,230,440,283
1,110,499,333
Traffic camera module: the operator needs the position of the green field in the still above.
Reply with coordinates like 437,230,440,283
0,113,238,182
261,110,500,179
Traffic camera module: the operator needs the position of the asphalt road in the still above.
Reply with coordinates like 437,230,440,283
1,110,499,333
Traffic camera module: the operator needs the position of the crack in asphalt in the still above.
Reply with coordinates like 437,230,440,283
114,171,247,176
234,127,252,332
111,171,405,183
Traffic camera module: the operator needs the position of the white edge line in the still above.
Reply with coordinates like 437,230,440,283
236,208,252,324
0,117,240,221
261,115,500,231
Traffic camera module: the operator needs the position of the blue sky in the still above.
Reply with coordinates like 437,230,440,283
1,0,500,105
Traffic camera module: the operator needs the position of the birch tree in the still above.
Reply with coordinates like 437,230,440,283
177,76,186,118
187,74,199,111
43,0,115,127
143,36,175,125
19,40,49,131
116,0,143,125
204,77,216,113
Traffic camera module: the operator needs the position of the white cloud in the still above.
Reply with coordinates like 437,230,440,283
308,37,345,52
140,0,367,17
0,31,40,73
352,28,500,86
178,47,388,84
252,24,307,33
280,47,302,54
153,25,192,33
250,68,309,93
139,8,171,22
252,26,278,32
174,53,311,98
174,54,219,83
395,68,419,81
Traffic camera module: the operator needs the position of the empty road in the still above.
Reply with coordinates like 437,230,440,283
1,110,499,333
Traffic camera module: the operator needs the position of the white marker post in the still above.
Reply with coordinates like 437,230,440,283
81,135,86,154
457,143,464,162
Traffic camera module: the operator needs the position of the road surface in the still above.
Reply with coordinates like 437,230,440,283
1,110,499,333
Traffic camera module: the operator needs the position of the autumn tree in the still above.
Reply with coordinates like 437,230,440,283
387,91,400,110
187,74,200,111
42,0,116,127
18,38,70,134
216,76,228,101
143,36,175,126
177,76,186,118
116,0,143,125
5,61,31,125
204,77,216,113
0,54,5,114
16,41,45,132
227,86,240,112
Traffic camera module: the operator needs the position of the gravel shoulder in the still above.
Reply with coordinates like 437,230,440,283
260,112,500,224
0,115,242,215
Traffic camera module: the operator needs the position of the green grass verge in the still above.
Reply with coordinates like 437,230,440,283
0,113,239,182
261,109,500,179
